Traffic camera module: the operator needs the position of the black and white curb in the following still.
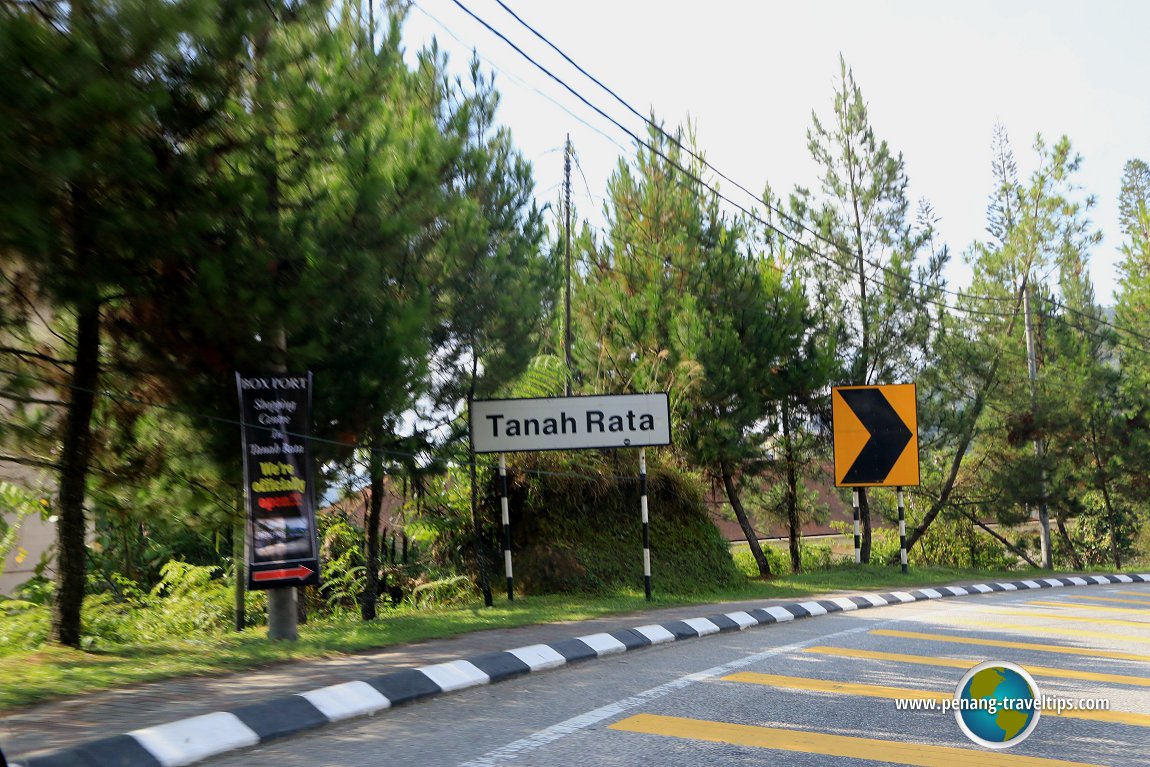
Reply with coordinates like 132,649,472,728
17,573,1150,767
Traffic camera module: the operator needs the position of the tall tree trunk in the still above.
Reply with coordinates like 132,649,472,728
1055,512,1083,570
720,461,770,578
1087,419,1123,569
51,300,100,647
847,147,873,566
1101,482,1122,570
782,403,801,573
361,433,383,621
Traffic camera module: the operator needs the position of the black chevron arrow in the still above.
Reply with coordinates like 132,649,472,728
840,388,913,484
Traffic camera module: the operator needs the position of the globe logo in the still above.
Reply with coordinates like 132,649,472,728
953,660,1041,748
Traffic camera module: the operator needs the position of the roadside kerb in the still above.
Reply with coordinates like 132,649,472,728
14,573,1150,767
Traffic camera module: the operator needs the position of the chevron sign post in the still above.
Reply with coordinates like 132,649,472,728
832,384,920,569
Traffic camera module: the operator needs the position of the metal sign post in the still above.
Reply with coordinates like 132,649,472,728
640,448,651,601
499,453,513,601
897,486,908,574
852,488,861,565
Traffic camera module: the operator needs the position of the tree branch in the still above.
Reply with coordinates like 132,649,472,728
0,345,72,366
0,451,59,471
0,391,67,408
960,508,1040,569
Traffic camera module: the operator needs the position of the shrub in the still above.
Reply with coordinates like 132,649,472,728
497,452,744,595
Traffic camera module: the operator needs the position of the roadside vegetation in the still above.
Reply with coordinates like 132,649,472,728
0,0,1148,696
0,560,1079,710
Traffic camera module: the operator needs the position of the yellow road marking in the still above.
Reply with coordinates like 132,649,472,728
979,607,1150,628
1063,594,1150,606
609,713,1110,767
804,646,1150,687
947,619,1150,644
725,671,948,702
869,628,1150,663
723,672,1150,728
1114,590,1150,597
1027,600,1150,616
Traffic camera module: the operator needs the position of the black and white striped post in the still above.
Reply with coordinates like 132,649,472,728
897,486,908,574
852,488,861,564
640,447,652,601
499,453,513,601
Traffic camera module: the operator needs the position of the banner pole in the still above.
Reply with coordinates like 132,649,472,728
499,453,513,601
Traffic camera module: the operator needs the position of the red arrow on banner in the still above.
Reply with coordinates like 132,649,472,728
252,565,314,583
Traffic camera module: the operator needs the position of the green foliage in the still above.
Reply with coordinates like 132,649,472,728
462,451,744,595
83,561,265,647
0,594,48,655
408,575,476,608
0,561,267,652
731,545,783,577
783,56,944,565
572,120,710,405
909,515,1019,570
1073,492,1142,567
795,55,944,388
318,513,367,614
0,481,46,576
731,544,836,577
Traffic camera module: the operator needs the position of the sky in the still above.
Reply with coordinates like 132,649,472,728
401,0,1150,305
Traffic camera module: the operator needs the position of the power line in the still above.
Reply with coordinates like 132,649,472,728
446,0,1046,328
409,1,630,158
471,0,1150,351
0,364,657,485
484,0,1018,305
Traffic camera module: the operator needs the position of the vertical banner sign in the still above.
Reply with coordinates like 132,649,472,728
237,373,321,590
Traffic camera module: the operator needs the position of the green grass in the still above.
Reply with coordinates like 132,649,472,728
0,564,1097,710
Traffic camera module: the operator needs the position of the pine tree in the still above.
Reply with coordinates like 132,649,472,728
0,0,242,645
575,123,826,577
793,57,945,562
1113,158,1150,559
961,133,1102,568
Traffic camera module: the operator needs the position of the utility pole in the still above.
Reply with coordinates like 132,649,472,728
1022,274,1053,569
563,135,573,396
266,328,300,639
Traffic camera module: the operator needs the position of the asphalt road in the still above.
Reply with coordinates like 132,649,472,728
199,584,1150,767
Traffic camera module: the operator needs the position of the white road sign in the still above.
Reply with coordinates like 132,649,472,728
470,393,671,453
